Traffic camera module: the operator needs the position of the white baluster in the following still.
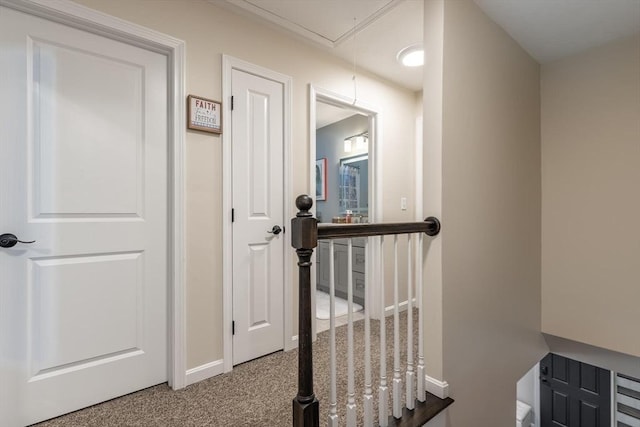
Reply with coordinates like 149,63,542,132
417,233,426,402
406,234,415,410
363,238,374,425
328,241,338,427
378,235,388,426
392,235,402,419
346,239,357,427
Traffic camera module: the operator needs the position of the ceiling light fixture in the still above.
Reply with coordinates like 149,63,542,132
397,45,424,67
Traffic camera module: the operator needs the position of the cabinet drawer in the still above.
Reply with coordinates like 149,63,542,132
352,237,366,248
353,247,365,274
332,238,366,248
353,272,365,301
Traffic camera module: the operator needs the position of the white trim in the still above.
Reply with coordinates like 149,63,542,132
425,375,450,399
612,372,616,427
308,92,318,340
218,0,404,48
534,362,541,427
282,68,293,353
384,298,415,317
290,335,299,348
222,56,293,371
170,35,187,393
0,0,187,390
222,57,233,373
185,360,224,386
308,85,383,329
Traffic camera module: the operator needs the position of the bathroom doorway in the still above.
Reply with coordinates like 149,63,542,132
309,85,380,334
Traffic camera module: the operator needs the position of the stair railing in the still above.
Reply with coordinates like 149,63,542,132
291,195,444,427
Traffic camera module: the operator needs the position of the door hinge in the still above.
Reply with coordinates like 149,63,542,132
231,96,234,111
232,208,235,223
232,321,235,335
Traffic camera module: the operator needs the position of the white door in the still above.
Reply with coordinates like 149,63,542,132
0,7,168,426
231,69,285,365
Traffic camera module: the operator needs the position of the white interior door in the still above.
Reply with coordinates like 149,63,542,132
232,68,285,365
0,7,168,426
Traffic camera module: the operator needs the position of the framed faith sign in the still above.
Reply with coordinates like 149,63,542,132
187,95,222,134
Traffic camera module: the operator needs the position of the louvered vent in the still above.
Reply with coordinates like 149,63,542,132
617,373,640,427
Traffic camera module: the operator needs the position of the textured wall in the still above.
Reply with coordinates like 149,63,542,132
542,34,640,357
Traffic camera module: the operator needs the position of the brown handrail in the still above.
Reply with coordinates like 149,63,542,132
318,218,440,240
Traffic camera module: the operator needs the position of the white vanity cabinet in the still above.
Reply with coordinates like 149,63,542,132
316,238,366,306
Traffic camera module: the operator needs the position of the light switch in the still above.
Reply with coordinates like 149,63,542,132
401,197,407,210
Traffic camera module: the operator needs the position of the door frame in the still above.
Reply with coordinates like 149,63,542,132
222,55,293,372
0,0,187,389
308,85,383,333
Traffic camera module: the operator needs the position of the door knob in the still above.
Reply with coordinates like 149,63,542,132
0,233,35,248
267,225,282,235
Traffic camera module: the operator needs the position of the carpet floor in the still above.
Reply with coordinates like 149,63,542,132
36,310,420,426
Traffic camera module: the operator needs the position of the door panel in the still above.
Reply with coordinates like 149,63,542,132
31,252,142,373
32,39,143,217
541,353,611,427
232,69,284,365
0,7,168,425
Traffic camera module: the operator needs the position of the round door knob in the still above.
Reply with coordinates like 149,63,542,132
268,225,282,235
0,233,36,248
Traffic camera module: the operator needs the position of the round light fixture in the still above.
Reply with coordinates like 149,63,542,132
397,45,424,67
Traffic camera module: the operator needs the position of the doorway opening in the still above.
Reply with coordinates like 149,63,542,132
309,85,381,335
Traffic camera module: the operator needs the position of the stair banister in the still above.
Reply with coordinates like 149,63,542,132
291,194,448,427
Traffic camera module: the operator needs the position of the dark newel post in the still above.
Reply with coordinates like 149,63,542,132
291,195,320,427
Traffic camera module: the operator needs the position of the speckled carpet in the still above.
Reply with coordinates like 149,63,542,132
36,310,418,426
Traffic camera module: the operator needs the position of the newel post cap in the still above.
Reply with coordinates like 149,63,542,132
291,195,317,250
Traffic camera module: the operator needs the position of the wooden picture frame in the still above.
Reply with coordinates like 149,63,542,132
316,158,327,201
187,95,222,134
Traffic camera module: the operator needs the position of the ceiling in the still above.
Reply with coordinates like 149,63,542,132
475,0,640,63
220,0,424,90
219,0,640,93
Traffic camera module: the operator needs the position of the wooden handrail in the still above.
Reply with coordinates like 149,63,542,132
318,218,440,240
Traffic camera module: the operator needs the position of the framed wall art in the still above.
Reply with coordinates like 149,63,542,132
316,158,327,201
187,95,222,134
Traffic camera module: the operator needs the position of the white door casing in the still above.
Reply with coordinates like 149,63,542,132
0,2,186,424
222,56,292,371
231,68,285,366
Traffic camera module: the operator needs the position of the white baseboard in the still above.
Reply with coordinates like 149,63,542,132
185,359,224,386
384,298,416,317
426,375,449,399
285,334,298,351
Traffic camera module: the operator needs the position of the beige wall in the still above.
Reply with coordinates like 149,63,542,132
422,0,445,382
74,0,418,369
424,0,548,424
541,34,640,357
